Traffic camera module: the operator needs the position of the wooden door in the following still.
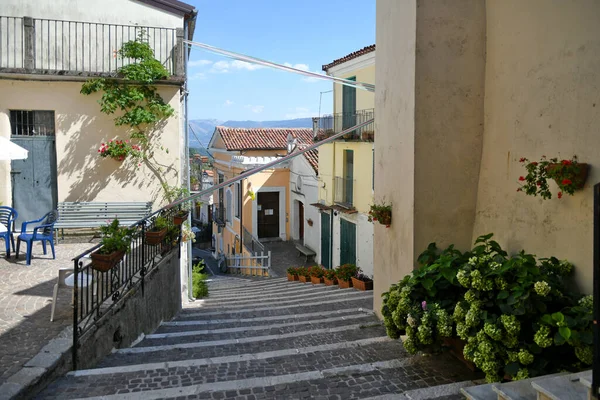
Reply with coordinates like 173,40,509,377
321,212,331,269
257,192,279,238
340,218,356,266
298,202,304,240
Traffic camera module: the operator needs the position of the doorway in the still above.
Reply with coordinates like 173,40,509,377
257,191,280,238
298,201,304,240
321,212,331,269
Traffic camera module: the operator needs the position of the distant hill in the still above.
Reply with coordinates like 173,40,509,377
188,118,314,150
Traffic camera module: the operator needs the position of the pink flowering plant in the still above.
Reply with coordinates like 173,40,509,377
518,155,588,200
98,139,142,161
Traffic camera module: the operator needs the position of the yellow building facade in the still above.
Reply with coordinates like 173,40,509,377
317,46,375,276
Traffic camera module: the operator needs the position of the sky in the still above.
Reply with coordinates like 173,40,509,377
185,0,375,122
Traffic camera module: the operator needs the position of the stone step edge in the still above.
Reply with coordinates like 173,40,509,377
187,289,373,311
202,284,339,301
121,323,378,353
162,307,373,327
76,358,415,400
179,292,373,317
362,380,476,400
68,336,395,377
147,313,375,339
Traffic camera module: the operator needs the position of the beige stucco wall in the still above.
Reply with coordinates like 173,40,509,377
374,0,486,316
332,64,375,115
473,0,600,294
0,79,182,208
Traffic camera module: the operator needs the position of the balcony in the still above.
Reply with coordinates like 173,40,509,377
212,204,225,226
0,16,183,77
334,176,354,208
315,108,374,142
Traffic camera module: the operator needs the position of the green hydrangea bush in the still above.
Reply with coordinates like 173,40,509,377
382,233,592,383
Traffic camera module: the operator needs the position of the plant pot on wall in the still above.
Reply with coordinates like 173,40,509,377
546,163,589,190
338,278,353,289
90,249,126,272
145,228,167,246
173,211,189,225
351,276,373,291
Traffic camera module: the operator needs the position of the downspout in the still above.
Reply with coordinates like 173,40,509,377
330,140,335,269
240,177,243,254
183,18,193,301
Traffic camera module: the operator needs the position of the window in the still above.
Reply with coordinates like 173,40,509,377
10,110,55,136
235,182,241,219
226,189,233,224
218,173,224,221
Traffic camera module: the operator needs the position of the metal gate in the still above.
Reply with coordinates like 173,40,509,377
340,218,356,266
321,212,331,269
11,136,58,227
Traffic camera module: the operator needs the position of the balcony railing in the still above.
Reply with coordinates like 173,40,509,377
0,15,182,76
242,225,265,254
72,205,183,370
315,108,374,141
334,176,354,207
212,203,225,226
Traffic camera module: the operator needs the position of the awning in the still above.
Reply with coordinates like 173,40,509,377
0,137,28,160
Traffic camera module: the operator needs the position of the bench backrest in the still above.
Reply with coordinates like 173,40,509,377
55,202,153,228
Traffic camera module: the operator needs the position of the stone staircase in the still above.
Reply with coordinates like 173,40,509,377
462,370,595,400
36,276,479,399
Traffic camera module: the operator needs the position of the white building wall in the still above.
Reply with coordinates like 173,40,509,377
330,212,374,276
289,155,320,262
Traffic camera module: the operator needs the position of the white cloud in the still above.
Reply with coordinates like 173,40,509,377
188,59,212,67
245,104,264,114
284,62,322,83
189,72,206,80
210,60,263,73
224,100,234,107
284,107,314,119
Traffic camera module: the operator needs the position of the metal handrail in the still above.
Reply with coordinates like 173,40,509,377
242,225,264,253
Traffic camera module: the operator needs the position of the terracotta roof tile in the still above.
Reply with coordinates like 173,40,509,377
215,126,315,151
303,149,318,174
322,44,376,71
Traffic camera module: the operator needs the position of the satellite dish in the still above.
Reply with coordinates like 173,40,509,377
286,133,297,154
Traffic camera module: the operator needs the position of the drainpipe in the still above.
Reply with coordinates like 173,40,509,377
330,140,335,269
183,20,193,301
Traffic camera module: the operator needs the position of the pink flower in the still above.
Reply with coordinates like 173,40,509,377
421,301,427,311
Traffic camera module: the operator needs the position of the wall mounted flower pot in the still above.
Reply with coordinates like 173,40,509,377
546,163,589,190
90,249,126,272
145,228,167,246
310,276,324,285
298,275,311,283
351,277,373,291
338,278,353,289
287,273,299,281
324,277,338,286
173,211,189,225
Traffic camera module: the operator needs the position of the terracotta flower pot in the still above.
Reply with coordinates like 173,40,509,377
287,273,299,281
311,276,324,285
298,275,311,283
145,228,167,246
324,277,338,286
90,249,126,272
351,277,373,291
173,211,189,225
546,162,589,190
338,278,353,289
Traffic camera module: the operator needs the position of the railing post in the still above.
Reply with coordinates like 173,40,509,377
593,182,600,399
23,16,35,69
174,27,184,77
72,257,79,371
267,250,271,277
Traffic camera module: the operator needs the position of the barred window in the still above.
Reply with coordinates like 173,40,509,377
10,110,55,136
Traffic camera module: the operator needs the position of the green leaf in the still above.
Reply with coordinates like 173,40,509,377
475,233,494,244
504,362,520,376
440,267,457,284
559,326,571,340
552,312,565,323
540,314,553,325
554,332,566,345
497,291,509,300
580,331,593,345
421,278,433,291
507,295,518,305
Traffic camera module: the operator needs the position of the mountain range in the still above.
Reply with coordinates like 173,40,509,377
188,118,314,152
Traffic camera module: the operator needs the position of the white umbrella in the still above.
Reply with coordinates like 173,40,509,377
0,137,28,160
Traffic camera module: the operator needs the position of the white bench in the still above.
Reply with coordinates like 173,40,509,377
295,243,316,263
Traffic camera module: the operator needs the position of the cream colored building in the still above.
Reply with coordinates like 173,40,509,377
374,0,600,314
0,0,196,225
317,46,375,276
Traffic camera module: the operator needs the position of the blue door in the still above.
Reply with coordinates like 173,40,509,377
320,212,331,269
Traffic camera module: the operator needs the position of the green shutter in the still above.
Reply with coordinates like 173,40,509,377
340,219,356,266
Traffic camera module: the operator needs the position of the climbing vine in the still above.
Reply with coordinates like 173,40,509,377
81,31,175,160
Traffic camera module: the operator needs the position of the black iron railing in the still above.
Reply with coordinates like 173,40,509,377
316,108,375,141
71,205,184,370
593,182,600,399
212,204,225,226
0,15,180,75
242,225,264,253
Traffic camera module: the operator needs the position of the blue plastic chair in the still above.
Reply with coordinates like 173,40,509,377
16,210,59,265
0,206,18,258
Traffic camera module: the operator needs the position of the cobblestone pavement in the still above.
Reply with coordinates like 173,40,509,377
262,241,315,278
37,275,478,399
0,240,92,384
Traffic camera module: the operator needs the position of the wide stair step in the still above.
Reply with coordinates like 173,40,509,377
462,370,592,400
36,275,478,399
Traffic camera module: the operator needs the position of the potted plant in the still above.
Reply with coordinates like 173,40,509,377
297,266,311,283
190,176,200,191
97,140,142,161
361,130,374,142
161,225,180,255
287,267,299,281
368,203,392,227
518,155,589,199
163,184,191,224
145,215,168,245
351,269,373,291
335,263,358,289
323,269,338,286
91,219,134,272
309,265,325,284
